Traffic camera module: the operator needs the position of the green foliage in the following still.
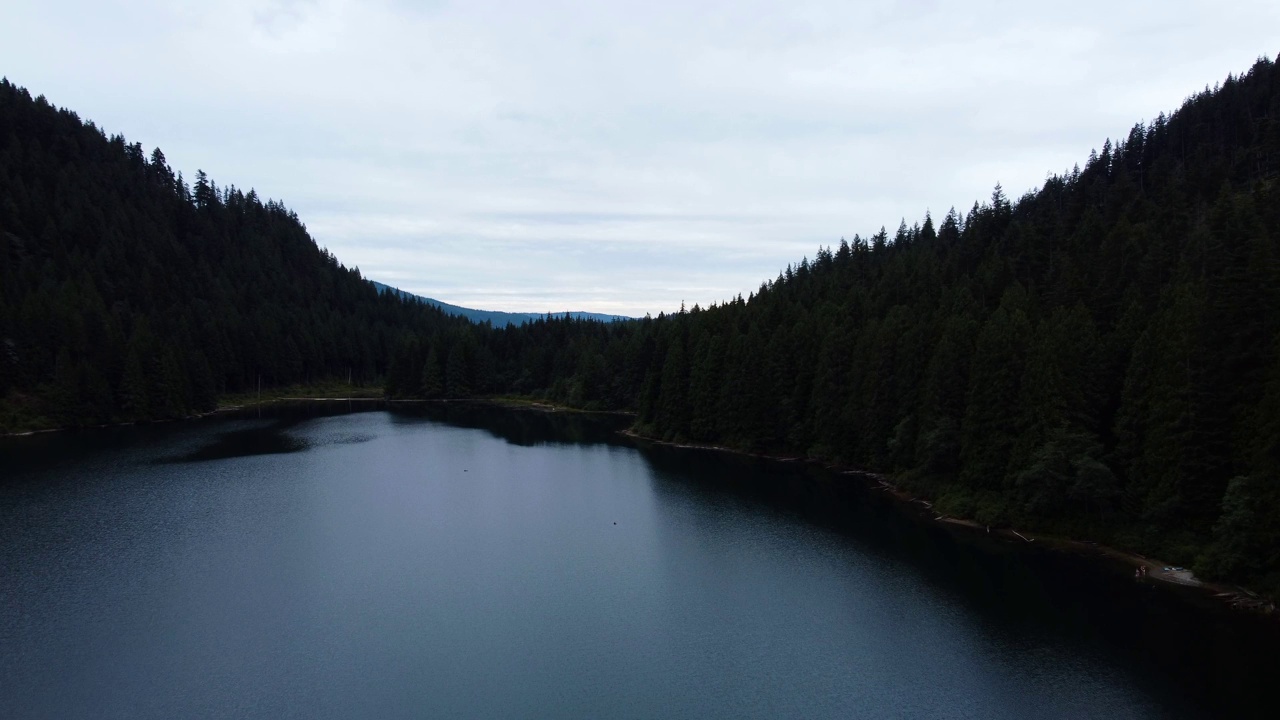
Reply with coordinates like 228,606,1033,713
0,77,475,429
446,341,472,398
1198,474,1280,587
535,57,1280,590
960,287,1031,489
420,345,444,398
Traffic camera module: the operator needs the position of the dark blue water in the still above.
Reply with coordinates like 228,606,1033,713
1,404,1275,719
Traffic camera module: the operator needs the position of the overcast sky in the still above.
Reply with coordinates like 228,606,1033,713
4,1,1277,315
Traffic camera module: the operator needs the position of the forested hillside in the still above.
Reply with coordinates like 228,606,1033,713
3,57,1279,593
0,79,473,429
393,57,1280,591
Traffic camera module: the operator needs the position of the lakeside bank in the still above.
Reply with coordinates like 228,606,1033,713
620,426,1277,617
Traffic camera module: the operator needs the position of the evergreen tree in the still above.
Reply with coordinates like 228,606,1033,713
421,345,444,398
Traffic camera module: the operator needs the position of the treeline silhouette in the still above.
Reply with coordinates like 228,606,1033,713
0,78,480,428
404,57,1280,591
3,57,1279,592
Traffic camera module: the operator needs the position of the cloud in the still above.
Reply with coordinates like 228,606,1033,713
4,0,1278,314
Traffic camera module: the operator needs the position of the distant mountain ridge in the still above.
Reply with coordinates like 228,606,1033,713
370,281,632,326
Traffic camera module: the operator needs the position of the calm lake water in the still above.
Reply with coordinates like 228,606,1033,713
2,404,1276,719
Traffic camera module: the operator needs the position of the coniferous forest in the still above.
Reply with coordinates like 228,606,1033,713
2,58,1279,593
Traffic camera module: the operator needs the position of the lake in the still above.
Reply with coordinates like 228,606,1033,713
1,403,1276,719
